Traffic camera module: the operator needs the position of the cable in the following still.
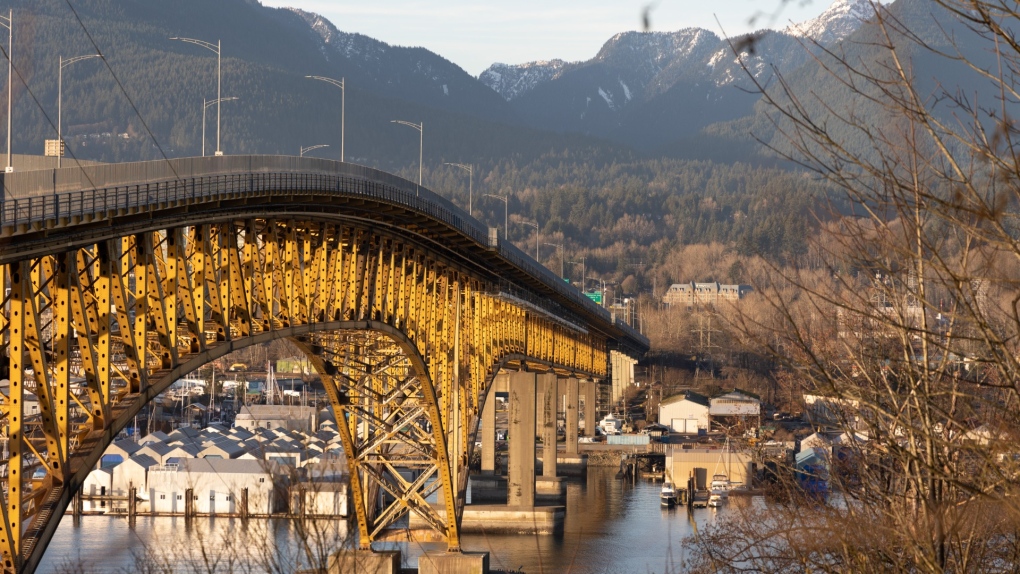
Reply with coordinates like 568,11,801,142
0,42,99,191
62,0,182,183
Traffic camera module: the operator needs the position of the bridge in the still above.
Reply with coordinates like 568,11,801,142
0,155,648,573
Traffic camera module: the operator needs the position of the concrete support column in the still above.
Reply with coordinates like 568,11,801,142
565,378,579,455
481,386,496,473
538,373,558,478
583,380,596,438
508,372,536,508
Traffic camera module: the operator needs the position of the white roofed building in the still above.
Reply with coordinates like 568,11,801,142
148,458,282,516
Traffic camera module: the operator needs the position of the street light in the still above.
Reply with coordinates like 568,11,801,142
300,144,329,157
567,256,586,287
520,220,539,260
483,193,508,238
58,54,101,169
444,162,473,216
305,76,345,162
0,10,12,172
202,97,238,157
391,120,423,194
544,242,564,278
171,36,223,155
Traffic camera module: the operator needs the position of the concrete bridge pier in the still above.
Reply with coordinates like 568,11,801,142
508,372,537,508
536,373,566,500
583,380,597,437
471,374,507,503
556,377,588,477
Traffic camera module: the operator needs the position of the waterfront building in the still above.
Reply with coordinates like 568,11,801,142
101,438,142,468
199,439,247,459
290,481,348,517
136,441,174,464
659,391,711,433
148,458,283,515
82,468,113,512
112,453,157,497
665,447,754,487
137,430,170,446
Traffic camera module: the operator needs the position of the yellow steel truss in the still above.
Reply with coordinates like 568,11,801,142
0,218,608,572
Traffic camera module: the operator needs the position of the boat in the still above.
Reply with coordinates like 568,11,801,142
599,413,623,435
660,481,678,506
710,473,731,498
691,489,710,508
708,492,725,507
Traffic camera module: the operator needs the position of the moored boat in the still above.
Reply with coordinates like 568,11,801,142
660,481,678,506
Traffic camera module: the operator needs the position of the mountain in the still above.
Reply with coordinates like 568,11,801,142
479,60,570,102
476,0,879,152
5,0,636,169
288,8,518,124
785,0,878,46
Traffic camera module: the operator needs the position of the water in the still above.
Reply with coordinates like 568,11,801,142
38,468,744,574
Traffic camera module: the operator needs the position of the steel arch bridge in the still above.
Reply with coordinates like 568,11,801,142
0,156,648,573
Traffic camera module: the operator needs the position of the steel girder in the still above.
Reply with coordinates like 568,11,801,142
0,217,608,572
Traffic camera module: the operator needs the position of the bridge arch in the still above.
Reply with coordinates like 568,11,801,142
0,156,646,573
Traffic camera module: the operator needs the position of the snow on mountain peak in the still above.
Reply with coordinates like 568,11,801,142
479,59,570,101
785,0,877,45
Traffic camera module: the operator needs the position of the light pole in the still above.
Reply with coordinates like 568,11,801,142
444,162,473,216
0,10,12,172
544,242,564,278
306,76,345,162
202,96,238,157
568,256,586,287
172,37,223,155
300,144,329,157
58,54,101,169
520,220,539,260
483,193,508,238
391,120,423,194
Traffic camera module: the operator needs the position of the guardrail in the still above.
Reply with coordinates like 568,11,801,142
0,155,648,349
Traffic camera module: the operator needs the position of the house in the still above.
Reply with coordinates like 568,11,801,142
290,481,348,517
228,426,255,441
234,405,316,433
82,468,113,513
804,394,861,429
148,458,282,515
795,447,830,494
709,389,761,419
199,440,247,460
112,453,158,497
799,432,832,453
659,391,711,434
137,431,171,446
136,442,175,465
101,439,142,469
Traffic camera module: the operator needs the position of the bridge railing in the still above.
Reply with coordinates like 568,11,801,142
0,156,646,344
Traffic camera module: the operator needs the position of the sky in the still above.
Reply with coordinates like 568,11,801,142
257,0,836,77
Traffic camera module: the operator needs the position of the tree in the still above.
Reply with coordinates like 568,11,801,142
689,1,1020,571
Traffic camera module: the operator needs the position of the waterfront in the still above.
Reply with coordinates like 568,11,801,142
38,467,742,573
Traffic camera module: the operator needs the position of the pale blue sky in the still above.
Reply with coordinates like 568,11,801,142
260,0,834,76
